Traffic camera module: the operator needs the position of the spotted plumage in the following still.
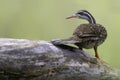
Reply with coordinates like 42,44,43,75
72,24,107,49
51,10,107,59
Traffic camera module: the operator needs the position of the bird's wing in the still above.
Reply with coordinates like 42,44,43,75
51,24,104,45
73,24,100,38
78,33,98,38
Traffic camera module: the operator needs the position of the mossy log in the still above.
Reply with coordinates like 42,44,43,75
0,38,119,80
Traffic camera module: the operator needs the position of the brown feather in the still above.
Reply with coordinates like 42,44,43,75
71,23,107,49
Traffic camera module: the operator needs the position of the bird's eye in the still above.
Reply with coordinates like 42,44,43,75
78,12,84,15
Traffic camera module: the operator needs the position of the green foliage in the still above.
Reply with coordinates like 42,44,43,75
0,0,120,68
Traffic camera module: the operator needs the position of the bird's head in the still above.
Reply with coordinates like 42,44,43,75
66,10,96,24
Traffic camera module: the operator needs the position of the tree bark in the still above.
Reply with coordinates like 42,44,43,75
0,38,119,80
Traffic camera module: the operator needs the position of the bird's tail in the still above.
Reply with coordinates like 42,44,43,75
51,36,81,45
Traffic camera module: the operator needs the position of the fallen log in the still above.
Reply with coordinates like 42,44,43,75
0,38,119,80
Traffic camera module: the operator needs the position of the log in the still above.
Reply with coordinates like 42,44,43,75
0,38,119,80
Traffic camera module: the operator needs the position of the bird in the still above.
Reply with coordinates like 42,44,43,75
51,10,107,59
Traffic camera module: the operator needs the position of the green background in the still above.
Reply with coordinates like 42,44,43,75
0,0,120,68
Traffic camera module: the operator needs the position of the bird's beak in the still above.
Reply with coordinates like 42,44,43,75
66,14,77,19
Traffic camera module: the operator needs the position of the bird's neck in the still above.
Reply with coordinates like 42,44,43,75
84,12,96,24
87,16,96,24
88,19,96,24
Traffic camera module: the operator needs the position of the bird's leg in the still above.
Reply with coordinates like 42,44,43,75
94,46,100,59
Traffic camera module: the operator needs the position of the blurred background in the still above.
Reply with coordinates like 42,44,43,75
0,0,120,68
